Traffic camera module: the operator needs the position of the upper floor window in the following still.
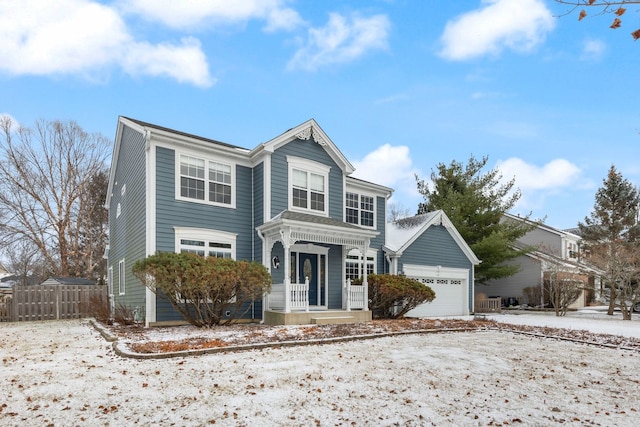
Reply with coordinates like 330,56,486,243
287,156,330,215
178,153,234,207
345,192,375,228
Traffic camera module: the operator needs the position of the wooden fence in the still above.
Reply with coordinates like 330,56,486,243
474,297,501,313
0,284,107,322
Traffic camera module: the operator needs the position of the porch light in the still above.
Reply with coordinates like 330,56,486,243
272,256,280,269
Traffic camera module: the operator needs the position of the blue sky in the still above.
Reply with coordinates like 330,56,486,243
1,0,639,230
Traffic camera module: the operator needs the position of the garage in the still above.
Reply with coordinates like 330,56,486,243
402,265,470,317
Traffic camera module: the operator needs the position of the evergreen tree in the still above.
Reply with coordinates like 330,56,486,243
416,155,535,284
579,165,640,316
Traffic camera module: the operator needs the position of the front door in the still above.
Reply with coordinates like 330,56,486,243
299,253,318,306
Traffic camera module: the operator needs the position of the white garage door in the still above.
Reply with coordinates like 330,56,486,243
403,265,469,317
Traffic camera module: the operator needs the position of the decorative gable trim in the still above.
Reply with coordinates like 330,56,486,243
251,119,355,175
294,126,327,146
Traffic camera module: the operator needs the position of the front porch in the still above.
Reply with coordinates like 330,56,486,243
264,278,370,325
257,211,379,326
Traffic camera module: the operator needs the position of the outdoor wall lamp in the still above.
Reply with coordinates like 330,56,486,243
272,256,280,269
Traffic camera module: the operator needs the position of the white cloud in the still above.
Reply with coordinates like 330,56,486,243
119,0,304,32
122,38,213,87
439,0,555,61
287,13,390,71
351,144,421,209
0,0,214,87
581,38,606,61
496,157,584,213
496,157,581,191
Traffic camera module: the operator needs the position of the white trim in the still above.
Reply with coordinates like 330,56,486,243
287,156,330,216
174,149,237,209
251,119,355,175
145,132,156,326
263,155,272,221
402,264,469,280
291,243,330,309
174,227,238,259
344,190,377,230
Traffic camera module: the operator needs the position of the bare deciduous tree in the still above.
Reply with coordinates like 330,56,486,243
556,1,640,40
0,117,110,279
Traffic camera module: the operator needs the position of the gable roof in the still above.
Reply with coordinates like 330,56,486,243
251,119,356,175
503,213,581,241
384,210,480,264
41,277,97,286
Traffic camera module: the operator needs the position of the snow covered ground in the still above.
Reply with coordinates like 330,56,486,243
2,312,640,426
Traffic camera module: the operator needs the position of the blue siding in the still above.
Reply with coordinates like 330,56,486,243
253,162,264,263
154,146,257,321
399,225,474,311
372,195,386,274
269,138,343,220
108,125,147,317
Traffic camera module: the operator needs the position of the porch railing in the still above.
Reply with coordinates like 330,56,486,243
267,279,309,312
267,278,367,312
343,278,366,310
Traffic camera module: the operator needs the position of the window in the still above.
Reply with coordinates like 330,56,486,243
175,228,236,259
345,249,376,281
287,156,330,215
292,168,325,211
118,260,125,295
178,154,234,207
345,192,375,228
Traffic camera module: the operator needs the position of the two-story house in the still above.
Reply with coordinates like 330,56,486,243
479,214,600,308
106,117,479,326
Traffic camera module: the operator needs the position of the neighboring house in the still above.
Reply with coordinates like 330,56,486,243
106,117,479,326
41,277,97,286
0,262,11,280
385,211,480,316
480,214,599,308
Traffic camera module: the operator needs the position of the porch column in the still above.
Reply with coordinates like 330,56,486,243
280,228,294,313
361,239,370,311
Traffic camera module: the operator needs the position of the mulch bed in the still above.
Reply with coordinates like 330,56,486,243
101,318,640,354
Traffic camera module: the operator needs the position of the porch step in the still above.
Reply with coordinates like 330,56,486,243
311,316,355,325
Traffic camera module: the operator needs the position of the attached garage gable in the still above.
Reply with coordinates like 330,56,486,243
385,211,480,317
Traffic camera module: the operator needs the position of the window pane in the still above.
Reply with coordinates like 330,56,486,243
209,162,231,185
361,211,374,227
345,192,358,208
181,156,204,179
210,182,232,204
310,173,324,192
346,207,358,224
293,187,307,208
181,177,205,200
181,239,205,247
310,192,324,211
361,195,374,211
293,169,307,188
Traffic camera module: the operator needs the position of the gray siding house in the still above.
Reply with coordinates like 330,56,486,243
480,214,600,308
106,117,478,326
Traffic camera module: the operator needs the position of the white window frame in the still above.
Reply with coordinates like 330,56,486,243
287,156,330,216
118,259,125,295
345,249,377,280
174,227,237,260
175,151,236,208
174,228,237,303
344,191,376,229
